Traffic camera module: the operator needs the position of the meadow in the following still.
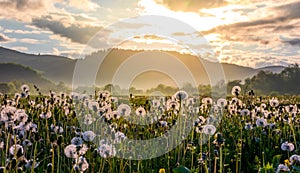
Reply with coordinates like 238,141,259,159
0,85,299,173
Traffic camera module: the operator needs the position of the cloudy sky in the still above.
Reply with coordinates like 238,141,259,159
0,0,300,68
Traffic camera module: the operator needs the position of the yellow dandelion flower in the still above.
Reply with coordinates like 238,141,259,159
159,168,166,173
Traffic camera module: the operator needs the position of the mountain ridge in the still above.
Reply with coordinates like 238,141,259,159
0,46,285,89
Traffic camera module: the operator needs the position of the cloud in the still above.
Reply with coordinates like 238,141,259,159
273,1,300,21
204,1,300,34
19,38,44,44
283,38,300,46
0,0,61,22
68,0,100,11
200,1,300,47
32,16,103,44
11,46,28,51
154,0,228,11
0,0,44,10
0,33,12,42
4,29,41,34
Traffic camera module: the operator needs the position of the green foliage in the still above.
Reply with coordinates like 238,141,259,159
244,64,300,95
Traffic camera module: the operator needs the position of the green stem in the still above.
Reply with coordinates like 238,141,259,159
220,146,223,173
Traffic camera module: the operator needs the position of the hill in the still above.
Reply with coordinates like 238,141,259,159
0,47,285,89
0,46,76,84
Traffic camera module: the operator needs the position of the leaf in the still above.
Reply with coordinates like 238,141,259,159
173,166,191,173
272,154,282,166
265,162,273,170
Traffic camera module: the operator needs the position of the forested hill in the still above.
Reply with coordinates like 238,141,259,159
227,64,300,95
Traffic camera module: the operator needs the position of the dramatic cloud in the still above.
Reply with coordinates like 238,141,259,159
32,16,103,44
154,0,228,11
204,1,300,34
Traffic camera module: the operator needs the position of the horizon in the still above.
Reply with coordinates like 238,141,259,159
0,0,299,69
0,45,293,70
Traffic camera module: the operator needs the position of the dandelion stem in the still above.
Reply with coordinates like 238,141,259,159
31,142,38,173
220,146,223,173
57,146,60,173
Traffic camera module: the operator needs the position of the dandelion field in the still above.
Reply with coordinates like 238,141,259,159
0,84,300,173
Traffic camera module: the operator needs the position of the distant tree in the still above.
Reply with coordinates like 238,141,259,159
232,64,300,95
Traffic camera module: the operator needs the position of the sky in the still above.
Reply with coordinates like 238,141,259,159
0,0,300,68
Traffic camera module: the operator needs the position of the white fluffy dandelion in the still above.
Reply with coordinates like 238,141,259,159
64,144,78,158
82,131,96,142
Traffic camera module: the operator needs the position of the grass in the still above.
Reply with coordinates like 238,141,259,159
0,87,299,173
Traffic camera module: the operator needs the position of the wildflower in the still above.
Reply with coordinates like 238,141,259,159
261,103,267,109
83,114,95,125
276,164,290,173
71,137,83,146
82,131,96,142
47,163,53,171
9,144,24,157
281,142,295,152
194,116,206,126
25,159,39,169
79,144,89,155
159,96,166,105
110,110,121,119
166,100,180,111
96,144,116,158
240,109,250,116
159,168,166,173
135,106,146,116
186,97,195,106
195,126,203,133
64,144,78,158
88,101,99,112
202,97,213,105
174,90,188,101
74,156,89,172
0,106,17,122
290,154,300,165
15,93,21,100
21,84,29,94
15,109,28,123
270,98,279,107
152,99,161,108
213,133,225,146
40,111,52,119
244,123,253,130
114,131,126,143
50,124,64,134
217,98,227,107
49,91,56,98
117,104,131,116
256,118,267,127
202,125,216,135
231,86,241,96
98,90,110,101
22,139,32,147
159,121,168,127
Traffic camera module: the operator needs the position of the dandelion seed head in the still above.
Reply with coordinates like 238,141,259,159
64,144,78,158
203,125,216,135
135,106,146,116
82,131,96,142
